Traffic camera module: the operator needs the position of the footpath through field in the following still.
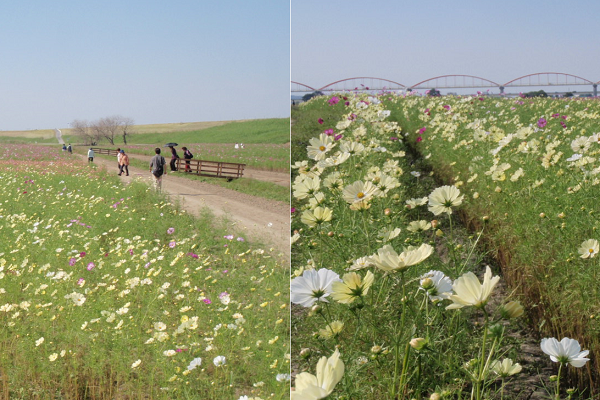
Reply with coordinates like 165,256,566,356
79,153,290,262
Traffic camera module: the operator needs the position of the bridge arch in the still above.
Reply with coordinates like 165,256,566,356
291,81,317,92
503,73,595,87
318,77,406,92
410,75,500,90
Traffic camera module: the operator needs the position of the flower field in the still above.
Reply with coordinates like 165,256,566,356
291,93,600,398
0,145,289,399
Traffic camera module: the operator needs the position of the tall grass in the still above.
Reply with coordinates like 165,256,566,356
0,145,290,399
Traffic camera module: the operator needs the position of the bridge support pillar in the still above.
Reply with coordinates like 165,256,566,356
499,86,504,94
594,84,597,97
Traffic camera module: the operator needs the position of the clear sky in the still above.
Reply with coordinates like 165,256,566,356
0,0,290,131
292,0,600,94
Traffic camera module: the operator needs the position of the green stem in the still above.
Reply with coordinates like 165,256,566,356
556,363,563,400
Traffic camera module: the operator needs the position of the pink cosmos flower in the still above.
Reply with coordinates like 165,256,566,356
418,127,427,135
77,278,85,286
87,262,95,271
79,252,86,258
537,118,547,128
318,118,324,124
169,241,176,248
203,299,212,304
69,258,77,266
328,96,340,106
167,227,175,234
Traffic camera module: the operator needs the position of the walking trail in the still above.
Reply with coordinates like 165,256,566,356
80,152,290,263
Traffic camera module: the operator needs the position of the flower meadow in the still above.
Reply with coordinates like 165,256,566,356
0,146,289,399
291,93,599,398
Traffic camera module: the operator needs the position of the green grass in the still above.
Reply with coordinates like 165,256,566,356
124,118,289,145
0,145,290,399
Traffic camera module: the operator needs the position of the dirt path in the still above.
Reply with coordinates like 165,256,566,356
82,154,290,263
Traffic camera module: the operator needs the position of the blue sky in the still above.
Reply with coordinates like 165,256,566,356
292,0,600,94
0,0,290,131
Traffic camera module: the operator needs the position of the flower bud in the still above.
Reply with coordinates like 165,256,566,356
431,220,439,228
539,212,546,218
436,229,444,237
299,348,311,359
549,375,558,382
409,337,428,351
384,208,392,216
500,300,524,319
430,394,441,400
327,231,334,237
421,278,434,290
371,345,383,354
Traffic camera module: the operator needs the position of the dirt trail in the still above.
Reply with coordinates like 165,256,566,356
82,153,290,263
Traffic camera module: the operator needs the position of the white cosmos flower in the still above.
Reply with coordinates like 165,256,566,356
291,269,341,307
420,270,453,302
578,239,599,259
213,355,226,367
187,357,202,370
446,266,500,310
348,256,373,271
428,185,464,215
540,337,590,367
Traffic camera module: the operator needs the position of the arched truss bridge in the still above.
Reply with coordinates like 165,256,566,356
292,73,600,95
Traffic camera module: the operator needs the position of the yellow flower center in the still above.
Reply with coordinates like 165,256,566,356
590,248,595,253
357,192,365,199
319,146,326,151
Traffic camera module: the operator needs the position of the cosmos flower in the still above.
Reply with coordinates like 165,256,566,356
342,180,379,204
420,270,453,302
369,243,434,273
213,355,227,367
331,271,374,304
540,337,589,367
187,357,202,370
300,207,333,228
578,239,599,259
490,358,522,377
446,266,500,310
428,185,464,215
290,268,341,307
292,349,344,400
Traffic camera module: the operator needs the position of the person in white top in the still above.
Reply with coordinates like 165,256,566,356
116,148,122,171
87,148,94,162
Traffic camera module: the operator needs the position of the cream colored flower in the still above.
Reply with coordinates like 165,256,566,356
342,180,378,204
318,320,344,339
578,239,599,259
292,349,344,400
490,358,522,377
300,207,333,228
446,266,500,310
331,271,374,304
369,243,434,273
293,176,321,200
428,185,464,215
307,133,335,161
407,220,432,233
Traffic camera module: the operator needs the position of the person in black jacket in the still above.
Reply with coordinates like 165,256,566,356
169,146,179,171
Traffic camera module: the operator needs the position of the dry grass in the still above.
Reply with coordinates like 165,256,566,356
0,120,252,138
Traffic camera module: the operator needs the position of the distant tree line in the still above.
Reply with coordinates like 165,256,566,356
70,116,134,146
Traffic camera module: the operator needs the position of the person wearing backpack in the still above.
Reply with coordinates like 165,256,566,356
182,146,193,172
149,147,167,191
